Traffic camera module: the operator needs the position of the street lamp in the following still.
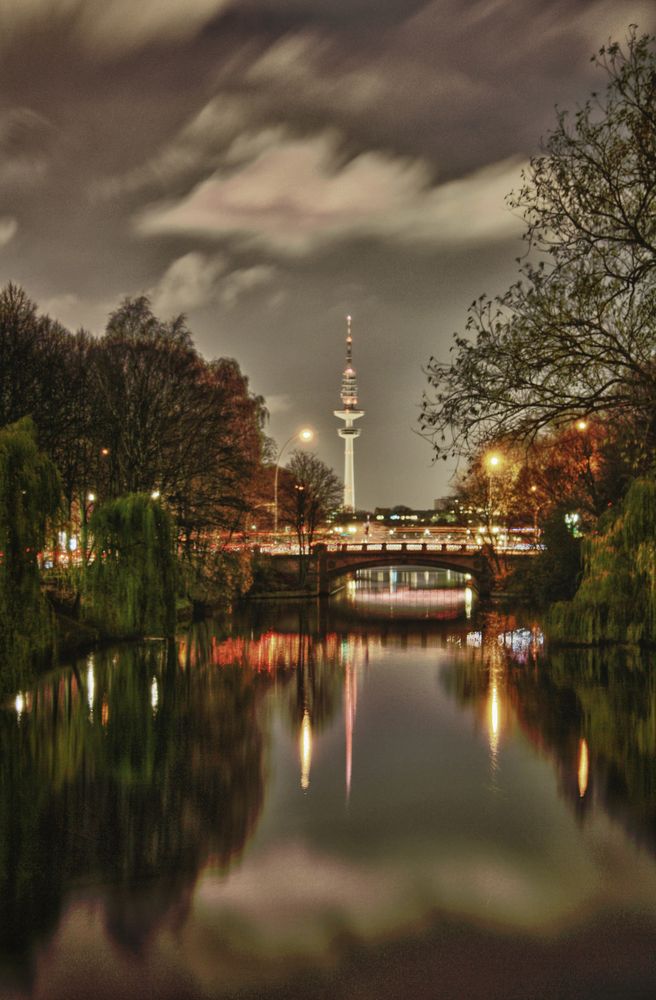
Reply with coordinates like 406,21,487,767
273,427,314,538
529,484,543,545
485,452,502,535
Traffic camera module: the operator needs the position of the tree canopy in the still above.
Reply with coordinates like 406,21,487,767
421,30,656,470
0,286,268,551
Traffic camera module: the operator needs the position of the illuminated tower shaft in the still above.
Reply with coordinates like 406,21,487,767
334,315,364,511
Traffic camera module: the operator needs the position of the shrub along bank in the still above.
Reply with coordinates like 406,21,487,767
0,418,61,685
549,478,656,644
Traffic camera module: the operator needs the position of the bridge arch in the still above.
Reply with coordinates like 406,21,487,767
313,543,492,596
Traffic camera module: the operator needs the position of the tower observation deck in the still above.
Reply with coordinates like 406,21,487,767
334,315,364,511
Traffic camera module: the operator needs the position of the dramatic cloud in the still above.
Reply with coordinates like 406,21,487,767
2,0,231,54
1,0,654,505
136,131,524,253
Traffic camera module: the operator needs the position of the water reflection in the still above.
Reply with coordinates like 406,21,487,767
1,587,656,997
336,567,474,620
0,639,267,986
442,614,656,850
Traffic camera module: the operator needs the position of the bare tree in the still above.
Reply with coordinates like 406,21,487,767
280,451,342,557
421,30,656,470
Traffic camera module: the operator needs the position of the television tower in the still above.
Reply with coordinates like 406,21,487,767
334,315,364,511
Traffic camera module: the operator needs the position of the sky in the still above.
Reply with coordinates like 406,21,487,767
1,1,655,509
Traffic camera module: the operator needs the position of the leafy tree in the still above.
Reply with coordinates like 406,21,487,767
521,420,636,523
549,477,656,643
91,298,267,549
453,446,525,533
507,507,582,606
0,284,46,432
90,297,210,499
421,30,656,470
173,357,266,550
0,287,268,606
84,493,177,638
0,285,90,512
0,418,61,677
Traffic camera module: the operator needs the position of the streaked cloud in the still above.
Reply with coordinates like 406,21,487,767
1,0,231,54
136,131,524,253
0,107,53,189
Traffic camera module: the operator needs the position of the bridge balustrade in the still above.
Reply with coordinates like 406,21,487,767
324,541,481,555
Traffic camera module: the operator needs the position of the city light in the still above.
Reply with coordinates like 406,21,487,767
300,710,312,791
578,738,589,798
87,658,95,719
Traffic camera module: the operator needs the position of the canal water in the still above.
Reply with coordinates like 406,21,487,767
2,568,656,999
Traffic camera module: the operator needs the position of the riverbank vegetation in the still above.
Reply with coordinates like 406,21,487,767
549,479,656,644
0,419,61,681
423,30,656,642
84,494,177,639
0,286,276,669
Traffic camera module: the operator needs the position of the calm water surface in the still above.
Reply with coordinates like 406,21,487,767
2,568,656,999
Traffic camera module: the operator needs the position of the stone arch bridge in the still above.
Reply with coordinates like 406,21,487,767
312,541,495,596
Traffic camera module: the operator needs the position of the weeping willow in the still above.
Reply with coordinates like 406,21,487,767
0,418,61,677
84,494,177,638
549,478,656,644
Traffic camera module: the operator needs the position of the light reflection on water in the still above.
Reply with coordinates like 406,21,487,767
1,574,656,999
337,566,474,620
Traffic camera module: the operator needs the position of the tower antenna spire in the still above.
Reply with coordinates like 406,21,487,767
334,314,364,511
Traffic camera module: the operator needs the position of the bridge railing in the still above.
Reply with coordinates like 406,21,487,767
323,541,478,554
319,541,536,554
248,541,538,556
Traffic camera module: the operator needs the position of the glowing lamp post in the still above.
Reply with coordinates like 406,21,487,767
529,484,544,545
273,428,313,539
485,452,502,534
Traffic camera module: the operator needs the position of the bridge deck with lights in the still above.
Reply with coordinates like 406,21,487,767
321,541,533,555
